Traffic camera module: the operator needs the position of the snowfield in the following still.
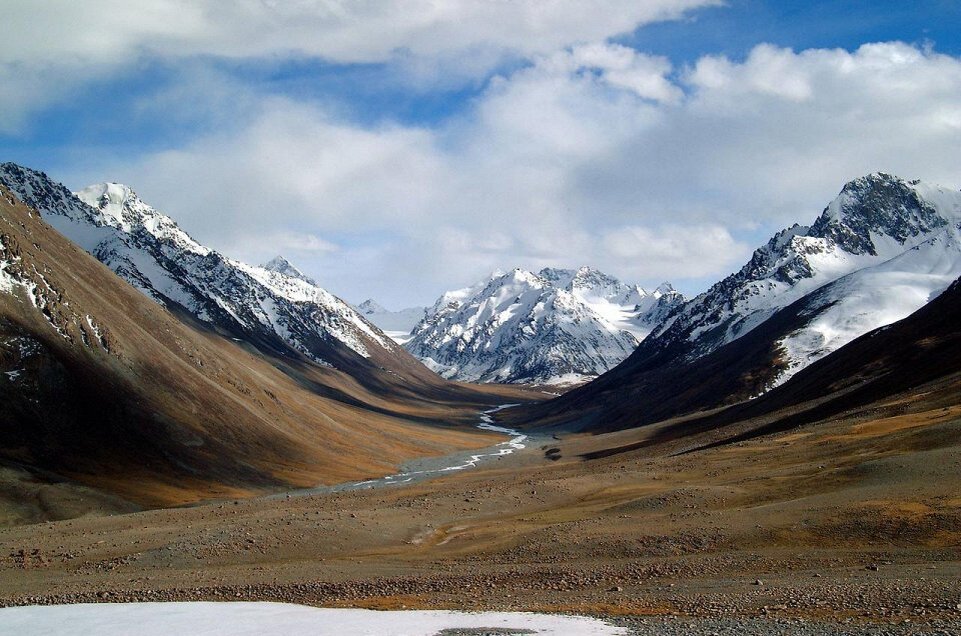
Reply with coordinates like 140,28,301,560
0,602,626,636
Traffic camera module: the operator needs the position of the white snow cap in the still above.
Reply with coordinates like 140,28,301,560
75,182,211,256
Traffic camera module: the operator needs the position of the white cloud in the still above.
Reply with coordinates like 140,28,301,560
56,40,961,306
602,225,749,279
544,43,682,103
0,0,719,130
230,231,340,260
0,1,720,65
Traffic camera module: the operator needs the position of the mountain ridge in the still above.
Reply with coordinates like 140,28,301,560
519,172,961,430
0,182,522,511
405,266,683,384
0,163,446,391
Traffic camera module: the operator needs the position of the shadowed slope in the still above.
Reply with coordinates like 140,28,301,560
554,274,961,460
515,175,961,433
0,185,528,512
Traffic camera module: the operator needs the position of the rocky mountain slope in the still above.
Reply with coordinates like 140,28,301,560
0,164,443,390
405,266,682,384
0,183,517,515
569,271,961,454
695,273,961,447
521,173,961,430
646,173,961,383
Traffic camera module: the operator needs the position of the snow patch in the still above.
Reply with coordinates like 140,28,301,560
0,602,626,636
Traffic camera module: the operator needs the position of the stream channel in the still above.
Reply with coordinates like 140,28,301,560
291,403,544,496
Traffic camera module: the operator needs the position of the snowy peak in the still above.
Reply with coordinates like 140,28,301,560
406,267,682,384
653,282,678,297
425,272,507,318
568,266,622,291
262,255,317,285
76,182,139,228
810,172,958,256
500,267,546,289
75,182,211,256
641,172,961,391
540,266,618,294
537,265,664,309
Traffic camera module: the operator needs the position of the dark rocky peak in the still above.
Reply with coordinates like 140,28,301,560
0,163,97,224
810,173,947,255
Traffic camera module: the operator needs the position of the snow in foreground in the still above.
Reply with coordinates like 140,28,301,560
0,602,626,636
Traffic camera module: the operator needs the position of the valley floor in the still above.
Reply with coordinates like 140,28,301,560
1,396,960,634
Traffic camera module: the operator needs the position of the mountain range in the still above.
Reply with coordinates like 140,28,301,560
2,162,961,514
0,164,456,396
0,164,534,514
402,266,682,384
520,172,961,430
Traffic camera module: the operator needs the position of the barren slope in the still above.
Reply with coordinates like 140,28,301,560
1,336,958,627
0,185,534,518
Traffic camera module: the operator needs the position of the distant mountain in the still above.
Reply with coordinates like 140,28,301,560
357,299,388,315
405,266,683,384
355,299,426,345
524,173,961,430
0,164,440,387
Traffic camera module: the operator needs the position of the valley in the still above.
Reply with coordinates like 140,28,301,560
1,379,959,632
5,4,961,633
1,166,960,634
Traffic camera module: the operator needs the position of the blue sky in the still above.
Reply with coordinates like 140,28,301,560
2,1,960,306
624,0,961,62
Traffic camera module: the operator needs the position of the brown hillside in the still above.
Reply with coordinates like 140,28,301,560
0,185,534,512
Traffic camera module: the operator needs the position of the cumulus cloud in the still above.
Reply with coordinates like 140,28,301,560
0,0,719,130
83,39,961,307
542,44,683,103
0,1,720,64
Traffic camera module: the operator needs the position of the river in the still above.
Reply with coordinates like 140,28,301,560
296,403,534,495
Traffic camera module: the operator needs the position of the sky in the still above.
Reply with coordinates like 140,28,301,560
2,1,960,308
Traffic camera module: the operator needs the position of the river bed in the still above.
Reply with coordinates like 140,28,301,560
294,404,542,496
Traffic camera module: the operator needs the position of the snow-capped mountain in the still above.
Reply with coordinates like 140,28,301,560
405,266,683,384
355,299,426,345
526,173,961,432
643,173,961,387
0,163,410,373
